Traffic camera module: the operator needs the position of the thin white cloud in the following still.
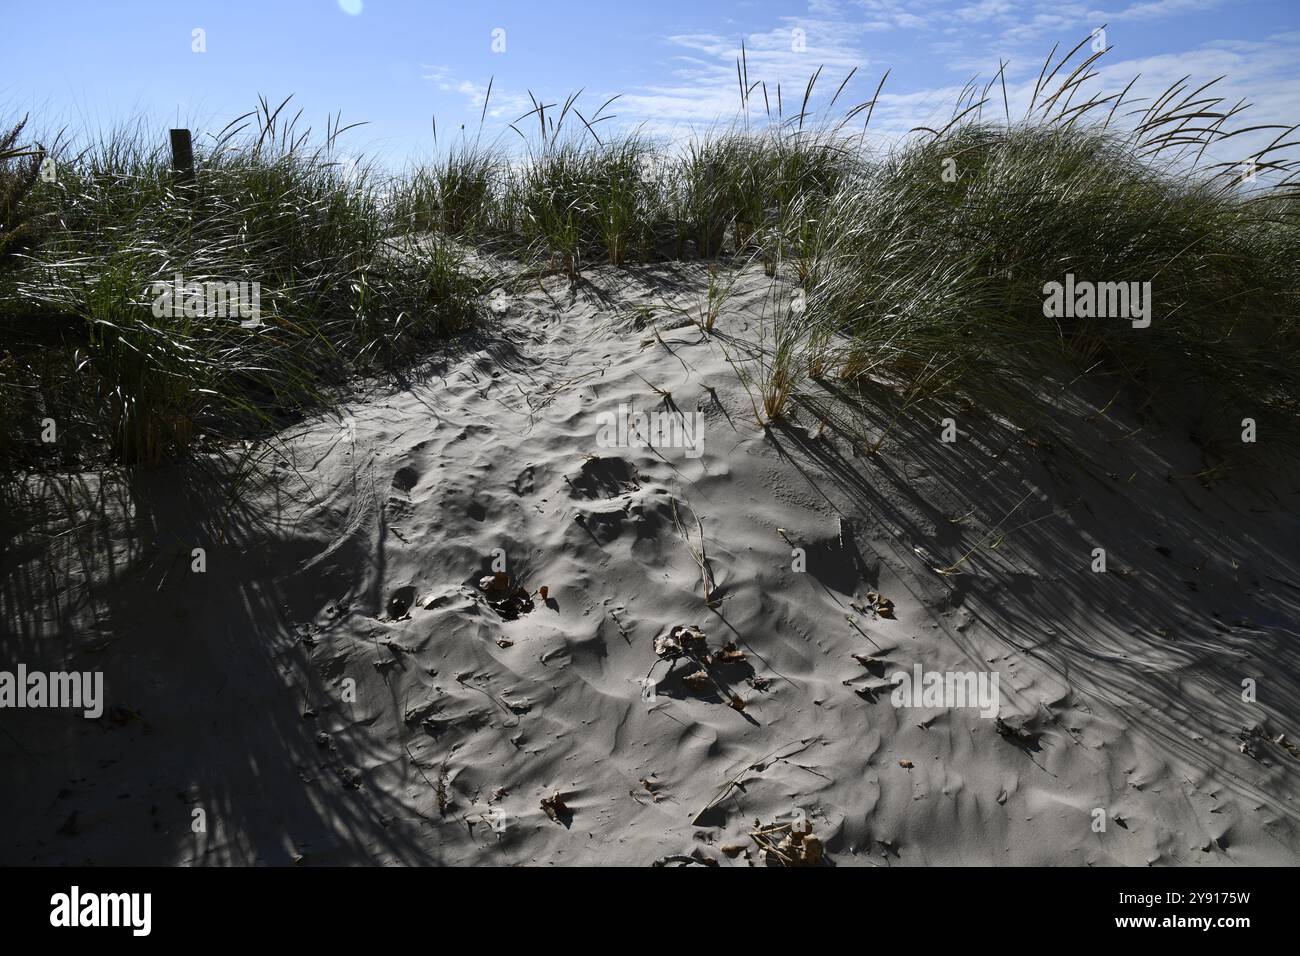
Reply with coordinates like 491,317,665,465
1087,0,1224,23
614,16,878,134
420,65,534,124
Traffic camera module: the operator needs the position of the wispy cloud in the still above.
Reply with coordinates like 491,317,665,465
614,19,876,135
421,65,534,124
1087,0,1225,23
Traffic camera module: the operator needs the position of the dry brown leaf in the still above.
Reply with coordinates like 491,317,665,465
716,641,746,664
683,669,712,692
540,792,570,823
867,591,896,619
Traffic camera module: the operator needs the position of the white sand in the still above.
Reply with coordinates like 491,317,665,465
3,261,1299,865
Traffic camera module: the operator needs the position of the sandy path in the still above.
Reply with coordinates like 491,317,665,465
3,261,1299,865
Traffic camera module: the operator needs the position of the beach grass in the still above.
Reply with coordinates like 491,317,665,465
0,99,481,468
2,37,1298,472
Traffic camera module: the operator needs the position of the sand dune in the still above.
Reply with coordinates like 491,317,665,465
3,261,1299,866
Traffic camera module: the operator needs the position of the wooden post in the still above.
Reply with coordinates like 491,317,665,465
169,128,194,185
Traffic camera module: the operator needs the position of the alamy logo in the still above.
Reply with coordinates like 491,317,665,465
50,886,151,936
149,273,261,327
890,664,1000,718
1042,273,1151,328
0,664,103,718
595,403,704,459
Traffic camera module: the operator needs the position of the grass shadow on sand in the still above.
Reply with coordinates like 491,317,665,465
759,370,1300,854
0,460,451,864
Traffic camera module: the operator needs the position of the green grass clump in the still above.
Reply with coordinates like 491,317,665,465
0,98,481,469
513,136,661,273
0,118,48,270
391,141,501,238
801,68,1300,460
386,83,866,270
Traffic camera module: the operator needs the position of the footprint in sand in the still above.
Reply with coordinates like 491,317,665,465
386,585,418,619
392,465,420,493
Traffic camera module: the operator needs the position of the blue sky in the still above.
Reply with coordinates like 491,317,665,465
3,0,1298,165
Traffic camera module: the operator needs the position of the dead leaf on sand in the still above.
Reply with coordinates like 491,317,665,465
750,819,825,867
715,641,746,664
683,669,712,692
852,591,895,619
656,624,709,660
541,792,571,823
